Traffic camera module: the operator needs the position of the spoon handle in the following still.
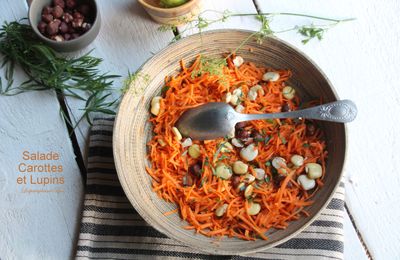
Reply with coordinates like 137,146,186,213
240,100,357,123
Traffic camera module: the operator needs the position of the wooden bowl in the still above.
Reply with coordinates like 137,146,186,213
138,0,201,25
113,30,346,255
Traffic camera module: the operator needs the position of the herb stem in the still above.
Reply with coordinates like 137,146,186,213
230,12,356,23
162,9,355,45
229,31,259,56
0,21,121,128
273,21,339,34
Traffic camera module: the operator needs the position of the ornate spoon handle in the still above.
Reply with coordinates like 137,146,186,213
241,100,357,123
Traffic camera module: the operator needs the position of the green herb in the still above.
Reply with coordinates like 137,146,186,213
161,10,354,45
254,15,274,43
78,92,119,125
200,157,211,188
161,85,170,96
303,143,310,148
121,70,150,95
191,55,227,83
265,161,271,167
0,21,120,127
212,142,227,163
254,137,264,143
264,175,270,183
264,135,271,144
278,131,287,144
200,176,207,188
217,155,229,162
204,156,216,175
271,165,279,175
297,24,325,44
158,23,179,33
265,119,275,125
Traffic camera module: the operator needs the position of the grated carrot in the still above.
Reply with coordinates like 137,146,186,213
146,55,327,240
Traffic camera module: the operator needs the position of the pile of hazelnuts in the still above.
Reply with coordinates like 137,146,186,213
37,0,93,42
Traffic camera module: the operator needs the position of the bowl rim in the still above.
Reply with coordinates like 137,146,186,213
138,0,200,13
28,0,100,46
113,28,347,255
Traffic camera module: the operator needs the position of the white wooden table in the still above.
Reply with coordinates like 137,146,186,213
1,0,399,259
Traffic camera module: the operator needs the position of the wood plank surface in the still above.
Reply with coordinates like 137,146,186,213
344,210,369,260
255,0,400,259
63,0,175,162
178,0,260,35
0,1,84,259
0,0,390,258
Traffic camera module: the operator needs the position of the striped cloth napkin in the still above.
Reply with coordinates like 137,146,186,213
76,118,345,260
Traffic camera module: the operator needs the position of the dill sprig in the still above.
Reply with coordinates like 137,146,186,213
191,55,227,78
0,20,120,127
190,55,228,85
296,24,333,44
159,10,354,45
121,70,150,95
156,10,354,81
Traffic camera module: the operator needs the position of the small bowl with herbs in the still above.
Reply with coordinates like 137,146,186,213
28,0,100,52
138,0,201,25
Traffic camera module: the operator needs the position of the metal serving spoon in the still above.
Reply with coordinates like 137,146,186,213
176,100,357,140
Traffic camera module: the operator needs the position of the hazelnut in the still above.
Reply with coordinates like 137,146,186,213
46,20,60,35
52,5,64,19
231,175,241,188
67,25,76,34
273,174,285,188
42,5,53,15
53,19,61,26
59,22,69,33
189,163,202,177
53,0,65,9
42,14,54,23
65,0,77,9
63,33,71,41
235,121,248,129
306,123,316,136
77,4,90,16
73,11,84,19
82,22,91,32
37,21,47,34
72,17,83,28
62,12,73,23
243,138,254,146
281,103,291,112
71,33,80,39
51,35,64,42
236,129,251,139
251,131,263,141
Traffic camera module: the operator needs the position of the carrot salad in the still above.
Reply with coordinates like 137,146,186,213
146,55,327,241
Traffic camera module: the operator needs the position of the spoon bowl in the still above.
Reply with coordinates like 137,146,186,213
176,100,357,140
176,102,237,140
